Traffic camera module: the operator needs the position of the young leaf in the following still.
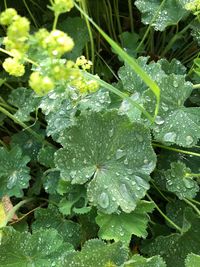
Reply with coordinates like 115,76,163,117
165,161,199,199
96,201,154,245
55,111,156,214
0,146,31,197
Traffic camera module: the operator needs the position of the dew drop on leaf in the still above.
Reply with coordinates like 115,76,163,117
163,132,177,142
155,116,165,125
185,135,193,146
98,192,109,209
115,149,126,160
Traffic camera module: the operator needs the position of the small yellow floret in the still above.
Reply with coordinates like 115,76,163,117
29,72,54,96
0,8,18,25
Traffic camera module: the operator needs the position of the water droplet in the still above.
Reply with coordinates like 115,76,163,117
135,133,143,142
163,132,176,142
116,149,126,160
161,103,169,112
98,192,109,209
173,80,179,87
124,158,128,165
70,170,77,178
184,179,193,189
155,116,165,125
109,128,114,137
185,135,193,146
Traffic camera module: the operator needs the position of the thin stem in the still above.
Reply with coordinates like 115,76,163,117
53,13,59,30
183,198,200,217
136,0,167,52
150,180,171,202
80,0,95,72
114,0,122,35
3,0,7,9
0,48,39,66
22,0,38,28
186,173,200,178
147,194,182,233
2,198,34,227
193,84,200,89
153,142,200,157
0,106,49,145
128,0,134,33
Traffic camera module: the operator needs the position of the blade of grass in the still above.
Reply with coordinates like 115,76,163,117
74,2,160,122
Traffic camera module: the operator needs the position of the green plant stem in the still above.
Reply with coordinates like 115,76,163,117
161,24,191,57
22,0,38,28
186,173,200,178
187,198,200,206
136,0,166,52
153,142,200,157
79,0,95,72
193,84,200,89
53,13,59,30
128,0,134,33
75,2,160,121
2,198,34,227
147,194,182,233
0,48,39,66
3,0,7,9
84,71,154,122
0,106,49,145
114,0,122,35
183,198,200,217
150,180,171,202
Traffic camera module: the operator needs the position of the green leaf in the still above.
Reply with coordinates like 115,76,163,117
0,227,73,267
58,17,89,60
96,201,154,245
78,89,111,112
185,253,200,267
123,254,166,267
39,91,76,140
38,145,57,168
63,239,128,267
142,208,200,267
55,111,156,214
135,0,189,31
0,146,31,197
164,161,199,199
43,171,60,194
11,124,44,161
32,205,81,248
119,31,143,57
8,87,41,122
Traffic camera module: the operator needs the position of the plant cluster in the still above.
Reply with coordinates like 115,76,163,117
0,0,200,266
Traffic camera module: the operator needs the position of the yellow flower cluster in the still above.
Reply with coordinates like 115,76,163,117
35,29,74,57
0,9,30,76
51,0,74,14
185,0,200,14
29,72,55,96
75,56,93,70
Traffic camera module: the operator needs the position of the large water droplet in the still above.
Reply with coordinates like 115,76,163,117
161,103,169,112
185,135,193,146
124,158,128,165
116,149,126,160
184,179,193,189
98,192,109,209
155,116,165,125
163,132,176,142
173,80,178,87
135,133,144,142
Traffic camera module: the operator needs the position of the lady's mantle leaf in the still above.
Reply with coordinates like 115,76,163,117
96,201,154,245
0,146,31,197
0,227,73,267
164,161,199,199
185,253,200,267
142,208,200,267
135,0,189,31
63,239,128,267
8,87,41,122
123,254,166,267
55,111,156,213
32,205,81,248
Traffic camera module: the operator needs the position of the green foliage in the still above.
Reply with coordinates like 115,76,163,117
0,0,200,265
